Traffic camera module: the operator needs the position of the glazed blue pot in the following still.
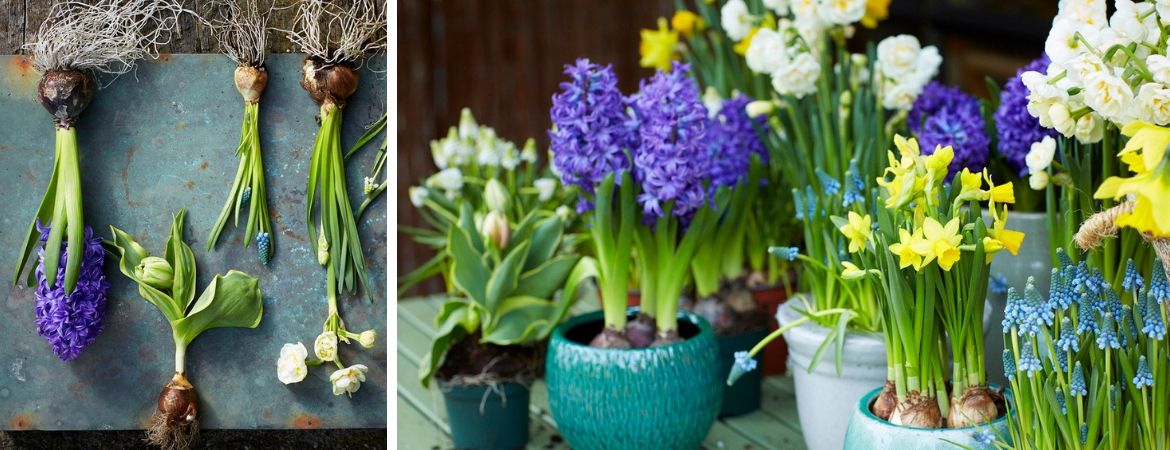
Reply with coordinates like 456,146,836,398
442,382,530,450
844,385,1012,450
546,308,722,450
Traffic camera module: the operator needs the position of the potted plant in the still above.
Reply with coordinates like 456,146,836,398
831,135,1018,448
719,0,941,444
544,60,725,449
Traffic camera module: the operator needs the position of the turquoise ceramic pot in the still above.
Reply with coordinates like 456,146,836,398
844,385,1012,450
546,308,722,450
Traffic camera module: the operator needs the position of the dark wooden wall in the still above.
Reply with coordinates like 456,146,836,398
397,0,675,296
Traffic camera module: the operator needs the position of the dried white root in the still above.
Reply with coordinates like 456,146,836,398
208,0,272,68
284,0,386,67
25,0,187,75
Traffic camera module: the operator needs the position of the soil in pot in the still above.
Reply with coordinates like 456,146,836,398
436,333,544,450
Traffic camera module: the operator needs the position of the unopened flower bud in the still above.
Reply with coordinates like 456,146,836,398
458,108,479,141
317,231,330,266
520,139,538,164
363,177,376,194
745,100,775,118
135,256,173,290
484,178,510,213
358,330,377,348
482,210,510,249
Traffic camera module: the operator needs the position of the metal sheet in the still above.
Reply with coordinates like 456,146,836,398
0,54,388,430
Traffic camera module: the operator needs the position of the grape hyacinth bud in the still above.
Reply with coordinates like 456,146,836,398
1143,293,1166,339
1120,304,1137,348
1002,349,1016,381
990,273,1008,295
1123,259,1145,292
1056,247,1074,269
1054,346,1068,372
1149,261,1170,303
33,222,110,361
1055,317,1079,352
1003,287,1023,333
1048,268,1072,310
1077,290,1098,335
1080,423,1088,445
257,232,272,265
1110,384,1119,410
770,246,799,262
1071,362,1088,396
1018,340,1042,377
631,62,710,224
1096,313,1120,350
816,168,841,196
1055,388,1067,414
1133,356,1154,389
1025,278,1054,328
727,350,758,386
241,186,252,204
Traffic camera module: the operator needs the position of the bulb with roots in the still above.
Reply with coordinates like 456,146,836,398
947,385,1001,428
37,69,93,128
147,372,199,450
300,58,358,109
889,390,942,428
234,66,268,104
871,380,897,420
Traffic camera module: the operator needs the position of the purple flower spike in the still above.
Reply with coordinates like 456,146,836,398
707,94,768,188
631,62,711,223
549,59,639,210
995,55,1056,176
910,82,990,179
33,221,110,361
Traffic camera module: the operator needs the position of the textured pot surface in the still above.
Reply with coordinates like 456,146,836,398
546,308,722,450
985,211,1051,387
778,298,887,450
751,285,790,375
442,382,531,450
717,326,769,417
844,386,1011,450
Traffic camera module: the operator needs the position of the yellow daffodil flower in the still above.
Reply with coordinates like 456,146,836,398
734,27,760,55
640,18,680,71
986,180,1015,205
671,10,705,38
1120,121,1170,174
839,211,874,253
1095,163,1170,237
983,204,1024,261
924,145,954,185
953,168,983,203
841,261,866,280
910,217,963,271
888,228,923,270
861,0,891,29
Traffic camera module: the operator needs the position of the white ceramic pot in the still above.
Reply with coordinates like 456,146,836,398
778,298,887,450
984,211,1051,387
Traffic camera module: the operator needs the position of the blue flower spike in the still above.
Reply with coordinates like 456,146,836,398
1143,292,1166,340
1018,340,1042,377
1096,313,1121,350
1123,259,1145,293
1056,317,1079,352
1134,356,1155,389
1071,362,1088,396
1002,348,1017,381
727,350,757,386
768,246,800,262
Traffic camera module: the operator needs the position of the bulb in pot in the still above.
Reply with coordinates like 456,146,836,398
947,385,1000,428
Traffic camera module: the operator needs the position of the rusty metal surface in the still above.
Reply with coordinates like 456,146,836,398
0,54,387,430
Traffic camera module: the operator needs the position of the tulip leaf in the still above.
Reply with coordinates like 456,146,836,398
448,225,490,306
524,217,563,271
458,203,484,254
164,210,198,314
482,296,557,345
503,212,539,256
419,305,470,388
172,270,263,347
513,254,580,299
484,241,529,312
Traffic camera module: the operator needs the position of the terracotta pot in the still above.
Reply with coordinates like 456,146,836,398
751,285,791,375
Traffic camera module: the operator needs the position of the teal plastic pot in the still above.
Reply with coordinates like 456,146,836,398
442,382,530,450
546,308,722,450
717,326,769,417
844,385,1012,450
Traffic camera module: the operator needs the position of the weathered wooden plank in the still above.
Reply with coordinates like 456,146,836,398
0,0,24,53
398,394,455,449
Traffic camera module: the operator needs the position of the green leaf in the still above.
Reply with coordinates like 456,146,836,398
503,211,539,256
523,217,563,271
108,225,183,322
165,210,198,314
481,296,557,345
434,298,479,333
419,305,470,388
171,270,264,347
448,225,491,306
459,203,484,254
513,254,580,299
484,241,530,312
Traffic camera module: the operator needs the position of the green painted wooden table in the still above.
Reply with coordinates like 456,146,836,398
397,296,808,449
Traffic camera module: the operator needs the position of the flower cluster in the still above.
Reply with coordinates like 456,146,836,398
33,222,109,361
1003,254,1170,449
631,62,711,223
875,35,942,110
550,59,638,203
706,94,768,187
909,82,991,178
995,54,1058,176
1093,121,1170,236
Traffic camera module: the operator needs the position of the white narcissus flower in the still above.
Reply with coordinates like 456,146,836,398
1074,113,1105,143
330,364,369,396
909,45,942,87
314,331,339,361
1064,53,1105,85
1029,170,1050,190
1058,0,1107,29
746,28,787,75
534,178,557,202
1158,0,1170,25
409,187,427,207
1046,18,1098,66
771,52,820,98
1048,103,1075,137
1025,136,1057,174
876,35,922,79
1138,82,1170,125
1110,0,1159,45
1082,71,1134,122
880,80,922,111
358,330,377,349
763,0,790,15
818,0,866,26
1147,55,1170,85
277,342,309,385
721,0,753,41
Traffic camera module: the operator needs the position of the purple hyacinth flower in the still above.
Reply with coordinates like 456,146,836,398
995,55,1057,177
549,58,639,211
33,221,110,361
630,62,711,224
707,94,768,188
910,82,990,180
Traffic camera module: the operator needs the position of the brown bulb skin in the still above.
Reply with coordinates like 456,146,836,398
300,57,358,109
158,373,198,424
37,69,93,128
234,66,268,104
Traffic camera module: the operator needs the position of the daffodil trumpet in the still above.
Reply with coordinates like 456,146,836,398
109,210,263,450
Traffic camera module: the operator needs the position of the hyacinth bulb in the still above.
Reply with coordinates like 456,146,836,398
33,222,110,361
